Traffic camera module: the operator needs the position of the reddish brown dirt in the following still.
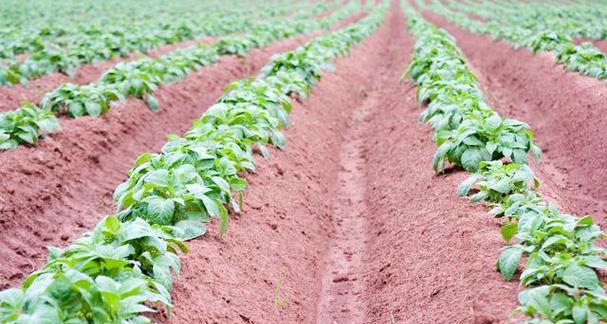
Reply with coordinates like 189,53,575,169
0,4,535,323
592,40,607,54
0,13,365,289
424,12,607,225
168,4,520,323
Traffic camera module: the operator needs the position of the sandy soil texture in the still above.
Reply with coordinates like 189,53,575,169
2,2,605,323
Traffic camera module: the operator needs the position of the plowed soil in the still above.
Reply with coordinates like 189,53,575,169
2,1,605,324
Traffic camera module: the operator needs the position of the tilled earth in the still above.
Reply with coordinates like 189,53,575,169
1,1,606,323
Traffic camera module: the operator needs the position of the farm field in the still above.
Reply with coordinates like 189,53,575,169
0,0,606,323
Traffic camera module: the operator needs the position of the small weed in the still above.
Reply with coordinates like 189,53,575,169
274,268,288,310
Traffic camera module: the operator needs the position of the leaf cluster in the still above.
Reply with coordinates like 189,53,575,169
0,103,59,150
404,18,540,173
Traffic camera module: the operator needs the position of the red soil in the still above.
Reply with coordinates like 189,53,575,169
592,40,607,54
5,2,591,323
423,12,607,225
0,13,366,288
168,4,519,323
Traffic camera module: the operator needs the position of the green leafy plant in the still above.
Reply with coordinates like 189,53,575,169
433,114,540,172
428,0,607,82
0,103,59,150
458,161,538,204
0,0,364,152
41,83,125,117
213,37,255,57
402,4,607,322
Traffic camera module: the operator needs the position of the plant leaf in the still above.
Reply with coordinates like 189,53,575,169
500,222,518,243
562,264,599,289
497,246,522,280
143,196,175,225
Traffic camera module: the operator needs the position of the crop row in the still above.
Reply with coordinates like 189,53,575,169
0,0,319,59
402,3,607,323
424,0,607,80
0,1,363,152
0,1,340,86
0,3,388,323
450,0,607,41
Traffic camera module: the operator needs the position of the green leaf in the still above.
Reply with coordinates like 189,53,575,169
68,102,85,117
486,142,497,155
85,101,102,117
0,139,18,150
500,222,518,243
583,256,607,270
572,306,587,324
146,94,159,112
489,178,511,194
174,220,206,240
549,292,571,317
530,142,542,163
457,174,479,197
144,169,170,186
143,196,175,225
485,114,501,130
433,141,453,173
257,143,270,158
521,286,552,317
497,246,522,280
562,264,599,289
201,195,220,217
17,130,35,144
211,176,230,194
218,201,229,237
0,288,25,307
461,147,483,171
270,130,286,148
511,149,528,164
36,116,60,132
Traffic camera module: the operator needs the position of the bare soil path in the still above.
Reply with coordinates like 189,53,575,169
314,59,374,324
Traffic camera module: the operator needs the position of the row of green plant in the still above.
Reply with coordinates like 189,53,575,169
446,0,607,41
425,0,607,80
5,0,334,38
0,0,342,86
402,4,607,323
0,4,387,322
0,0,323,60
0,2,362,152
